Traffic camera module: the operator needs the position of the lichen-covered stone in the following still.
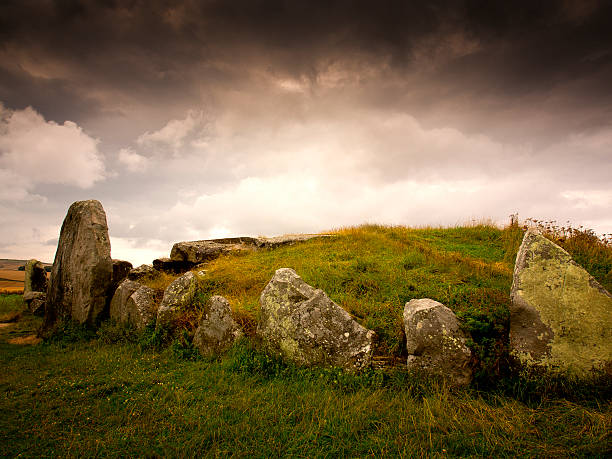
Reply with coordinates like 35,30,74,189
170,239,255,265
24,259,48,294
45,200,113,326
510,229,612,377
110,279,142,323
127,264,158,281
125,285,158,330
24,291,46,316
156,271,198,329
170,235,329,265
403,298,473,387
110,279,158,329
257,268,374,371
193,295,243,357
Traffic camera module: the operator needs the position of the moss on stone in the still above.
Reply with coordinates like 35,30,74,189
512,233,612,377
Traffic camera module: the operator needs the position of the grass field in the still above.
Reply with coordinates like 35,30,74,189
1,223,611,457
0,268,24,294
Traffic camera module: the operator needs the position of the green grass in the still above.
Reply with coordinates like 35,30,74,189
0,294,26,322
1,336,610,457
1,223,611,457
192,224,518,381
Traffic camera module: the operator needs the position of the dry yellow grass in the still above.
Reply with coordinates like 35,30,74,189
0,269,25,294
8,335,42,345
0,286,23,294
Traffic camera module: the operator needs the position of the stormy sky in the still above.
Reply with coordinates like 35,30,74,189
1,0,611,265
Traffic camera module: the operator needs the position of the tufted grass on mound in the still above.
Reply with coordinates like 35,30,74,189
188,224,519,382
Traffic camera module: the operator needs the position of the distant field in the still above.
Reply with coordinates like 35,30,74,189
0,259,26,270
0,268,24,294
0,270,25,282
0,259,52,270
0,260,50,295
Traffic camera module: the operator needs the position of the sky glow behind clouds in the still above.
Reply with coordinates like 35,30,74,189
1,0,611,265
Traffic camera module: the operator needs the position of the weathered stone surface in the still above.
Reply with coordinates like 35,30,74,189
24,291,46,316
257,268,374,370
170,239,254,265
127,264,158,281
255,234,330,249
170,235,330,265
403,299,473,387
29,298,46,316
153,257,192,274
111,259,133,291
24,259,48,294
110,279,158,329
110,279,142,323
156,271,198,328
510,229,612,377
24,291,45,302
125,285,158,330
193,295,243,357
45,200,113,326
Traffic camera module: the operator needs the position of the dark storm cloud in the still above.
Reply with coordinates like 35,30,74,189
2,0,612,264
2,0,611,123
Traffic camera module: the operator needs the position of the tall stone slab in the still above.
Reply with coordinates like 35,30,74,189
45,200,113,326
24,259,48,294
510,229,612,377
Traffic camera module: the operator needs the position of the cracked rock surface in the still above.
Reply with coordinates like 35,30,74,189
257,268,374,371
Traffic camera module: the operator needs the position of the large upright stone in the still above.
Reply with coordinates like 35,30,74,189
257,268,374,371
403,299,473,387
24,259,48,294
45,200,113,326
510,229,612,377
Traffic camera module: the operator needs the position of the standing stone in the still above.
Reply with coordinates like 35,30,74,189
45,200,113,326
24,259,48,294
510,229,612,377
257,268,374,371
193,295,243,357
403,299,473,387
156,271,198,329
